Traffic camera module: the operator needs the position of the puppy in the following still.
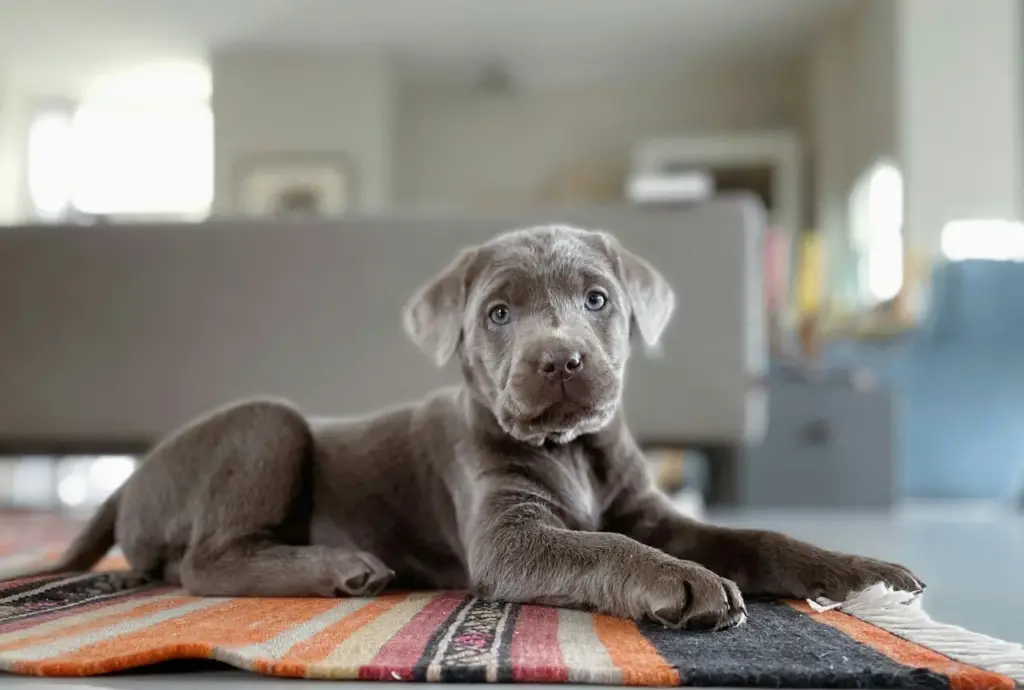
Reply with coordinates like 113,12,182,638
46,225,921,631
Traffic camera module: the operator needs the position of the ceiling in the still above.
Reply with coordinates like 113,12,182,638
0,0,854,96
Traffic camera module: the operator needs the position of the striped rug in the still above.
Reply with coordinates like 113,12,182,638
0,513,1020,686
0,570,1017,687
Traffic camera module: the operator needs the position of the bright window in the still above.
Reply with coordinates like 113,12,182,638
941,220,1024,261
26,62,213,219
70,103,213,216
27,113,74,219
850,161,904,304
3,455,137,510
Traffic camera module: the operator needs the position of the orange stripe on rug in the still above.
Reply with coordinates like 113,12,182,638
592,614,679,687
789,601,1015,690
16,596,339,676
258,594,409,674
8,598,220,676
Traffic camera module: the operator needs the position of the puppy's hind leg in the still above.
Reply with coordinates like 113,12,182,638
176,400,394,598
182,543,393,598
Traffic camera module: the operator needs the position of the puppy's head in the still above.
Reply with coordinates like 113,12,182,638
404,225,674,445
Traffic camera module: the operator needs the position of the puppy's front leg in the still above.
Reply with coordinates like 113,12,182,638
606,485,923,602
468,492,746,630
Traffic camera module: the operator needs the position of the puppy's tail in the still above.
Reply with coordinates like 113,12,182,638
53,487,121,572
0,488,121,581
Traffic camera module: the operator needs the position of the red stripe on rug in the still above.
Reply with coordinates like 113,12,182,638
509,604,567,683
358,591,468,681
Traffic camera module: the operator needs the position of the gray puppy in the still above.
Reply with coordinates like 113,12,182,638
45,225,921,631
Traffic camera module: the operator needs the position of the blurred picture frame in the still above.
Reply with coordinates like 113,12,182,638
234,152,354,218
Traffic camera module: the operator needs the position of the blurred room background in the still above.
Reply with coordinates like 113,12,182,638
0,0,1022,640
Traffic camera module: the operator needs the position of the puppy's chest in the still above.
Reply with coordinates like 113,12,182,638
543,449,603,531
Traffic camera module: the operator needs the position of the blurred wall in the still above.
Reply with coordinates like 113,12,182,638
211,50,398,215
809,0,1023,265
0,81,31,224
898,0,1023,257
208,49,805,215
807,0,896,303
10,49,810,220
397,67,805,209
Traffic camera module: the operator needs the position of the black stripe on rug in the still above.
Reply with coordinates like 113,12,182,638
0,571,157,626
640,600,950,689
409,593,476,682
432,598,517,682
493,601,523,684
0,574,69,599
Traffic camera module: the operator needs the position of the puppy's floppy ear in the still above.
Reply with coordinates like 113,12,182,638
598,232,675,351
403,248,477,367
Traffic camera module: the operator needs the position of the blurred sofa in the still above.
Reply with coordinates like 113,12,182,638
0,199,768,502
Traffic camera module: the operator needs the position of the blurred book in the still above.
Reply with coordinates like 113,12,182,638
626,170,714,205
646,447,708,520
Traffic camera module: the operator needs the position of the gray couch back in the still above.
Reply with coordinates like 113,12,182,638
0,199,766,449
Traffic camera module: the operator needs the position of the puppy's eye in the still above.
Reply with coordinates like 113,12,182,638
488,304,511,325
584,290,607,312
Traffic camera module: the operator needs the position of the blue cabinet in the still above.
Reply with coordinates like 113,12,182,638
825,260,1024,500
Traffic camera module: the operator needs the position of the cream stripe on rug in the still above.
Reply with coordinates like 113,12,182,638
836,584,1024,684
557,608,621,685
227,597,373,663
310,592,436,678
485,603,514,682
424,594,474,681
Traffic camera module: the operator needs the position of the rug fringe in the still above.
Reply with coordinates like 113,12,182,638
817,584,1024,685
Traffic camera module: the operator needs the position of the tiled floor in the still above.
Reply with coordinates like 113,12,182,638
6,504,1023,689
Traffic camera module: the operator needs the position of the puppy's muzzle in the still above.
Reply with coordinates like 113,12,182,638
502,334,620,442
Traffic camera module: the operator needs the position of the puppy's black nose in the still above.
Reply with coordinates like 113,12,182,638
540,351,583,380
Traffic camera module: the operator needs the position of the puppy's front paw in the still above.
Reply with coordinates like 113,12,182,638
633,559,746,631
330,551,395,597
799,553,924,602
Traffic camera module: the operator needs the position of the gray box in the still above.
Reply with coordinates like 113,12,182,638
740,372,897,509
